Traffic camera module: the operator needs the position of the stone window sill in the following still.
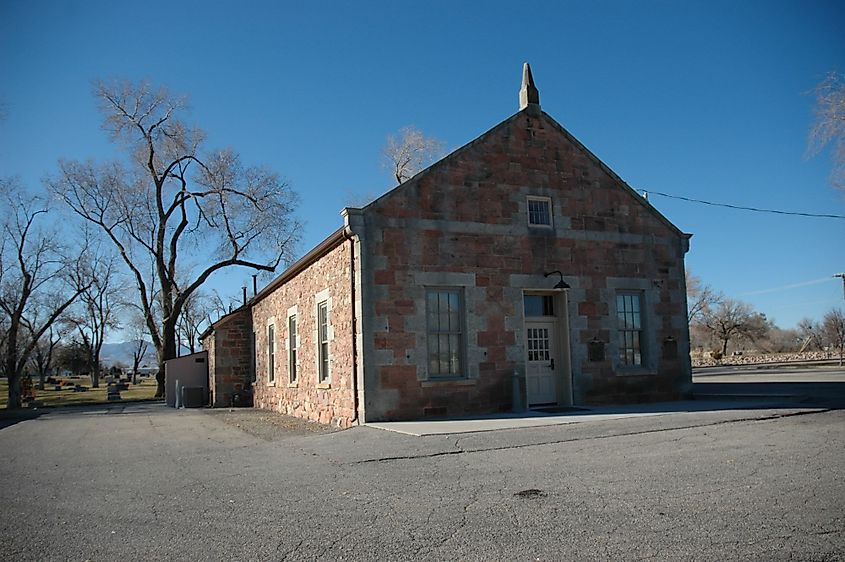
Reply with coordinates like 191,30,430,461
316,382,332,390
616,368,657,377
421,379,477,388
287,382,299,389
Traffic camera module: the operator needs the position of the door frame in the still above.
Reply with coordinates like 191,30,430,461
523,290,573,407
525,318,558,405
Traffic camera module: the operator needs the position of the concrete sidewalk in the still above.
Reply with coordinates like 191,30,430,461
365,398,802,436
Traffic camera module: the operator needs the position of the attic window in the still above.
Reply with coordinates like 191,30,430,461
527,196,552,227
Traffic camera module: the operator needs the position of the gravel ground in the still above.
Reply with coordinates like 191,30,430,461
201,407,342,441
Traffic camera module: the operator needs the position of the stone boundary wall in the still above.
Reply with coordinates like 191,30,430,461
691,351,840,368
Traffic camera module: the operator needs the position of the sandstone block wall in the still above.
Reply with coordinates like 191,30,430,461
205,307,253,407
358,109,692,421
251,239,356,428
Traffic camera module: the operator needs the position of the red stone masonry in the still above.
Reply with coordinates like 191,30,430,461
251,239,356,428
205,307,252,407
202,99,691,424
359,108,692,420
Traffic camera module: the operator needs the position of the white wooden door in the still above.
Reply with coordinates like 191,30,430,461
526,320,558,405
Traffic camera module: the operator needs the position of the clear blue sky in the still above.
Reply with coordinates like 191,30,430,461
1,0,843,330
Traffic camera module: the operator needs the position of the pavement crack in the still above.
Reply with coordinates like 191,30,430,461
812,529,843,536
278,537,304,561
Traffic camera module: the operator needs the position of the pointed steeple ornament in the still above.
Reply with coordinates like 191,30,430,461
519,62,540,111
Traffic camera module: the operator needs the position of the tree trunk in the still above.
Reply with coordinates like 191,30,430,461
155,367,165,397
721,338,729,357
5,324,24,409
92,363,100,388
155,322,178,398
132,349,142,385
37,370,45,391
7,375,22,409
6,353,22,409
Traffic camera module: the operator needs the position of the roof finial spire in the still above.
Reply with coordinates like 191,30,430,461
519,62,540,111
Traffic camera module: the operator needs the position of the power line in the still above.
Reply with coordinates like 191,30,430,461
644,190,845,220
739,277,835,297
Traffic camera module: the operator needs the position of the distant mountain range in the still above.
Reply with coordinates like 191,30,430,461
99,341,192,368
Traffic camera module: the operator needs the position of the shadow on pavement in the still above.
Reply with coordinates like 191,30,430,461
692,380,845,409
0,409,45,430
0,401,169,430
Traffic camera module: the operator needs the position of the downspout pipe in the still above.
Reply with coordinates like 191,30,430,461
343,227,359,425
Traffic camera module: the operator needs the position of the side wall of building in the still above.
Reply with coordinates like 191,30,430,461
357,110,691,421
203,308,253,408
251,240,356,427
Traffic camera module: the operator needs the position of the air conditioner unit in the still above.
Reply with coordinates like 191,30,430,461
181,386,206,408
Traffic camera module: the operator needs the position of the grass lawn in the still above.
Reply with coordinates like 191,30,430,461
0,376,159,409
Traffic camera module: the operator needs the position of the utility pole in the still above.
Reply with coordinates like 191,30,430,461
836,273,845,302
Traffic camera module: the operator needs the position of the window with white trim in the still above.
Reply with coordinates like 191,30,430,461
527,196,552,227
426,288,464,377
317,301,329,383
616,293,643,366
250,330,257,383
288,314,298,384
524,294,555,317
267,324,276,383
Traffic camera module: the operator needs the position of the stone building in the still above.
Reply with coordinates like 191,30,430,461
201,64,693,427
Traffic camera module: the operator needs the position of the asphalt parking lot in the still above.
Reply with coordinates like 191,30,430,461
1,368,843,561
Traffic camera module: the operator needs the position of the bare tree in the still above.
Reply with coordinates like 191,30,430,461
701,298,770,357
54,339,89,377
0,180,90,408
685,269,721,324
382,125,446,185
131,339,149,385
822,308,845,365
758,326,800,354
126,310,150,384
27,326,63,391
48,81,301,396
808,71,845,191
67,252,125,388
207,289,242,323
797,317,824,352
177,290,211,355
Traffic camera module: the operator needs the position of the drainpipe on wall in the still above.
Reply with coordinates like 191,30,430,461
344,227,359,425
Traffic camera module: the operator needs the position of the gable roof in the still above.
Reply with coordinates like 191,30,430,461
199,303,249,341
199,227,350,342
362,107,691,241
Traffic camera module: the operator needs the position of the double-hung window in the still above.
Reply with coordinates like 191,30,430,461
251,330,257,383
426,289,464,377
616,293,643,366
288,315,298,384
317,301,329,383
267,324,276,383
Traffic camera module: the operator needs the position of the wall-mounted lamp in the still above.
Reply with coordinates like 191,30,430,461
543,270,570,289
